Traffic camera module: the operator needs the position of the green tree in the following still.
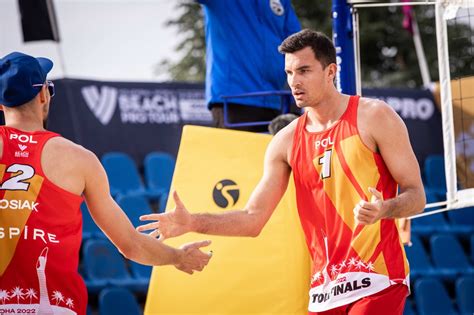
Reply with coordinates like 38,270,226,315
155,0,205,82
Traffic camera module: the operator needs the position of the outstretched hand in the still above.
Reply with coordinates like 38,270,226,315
175,240,212,274
137,191,193,240
353,187,385,225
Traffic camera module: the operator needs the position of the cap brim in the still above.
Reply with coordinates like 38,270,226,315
37,57,53,74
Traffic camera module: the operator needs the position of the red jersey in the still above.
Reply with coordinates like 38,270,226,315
290,96,409,312
0,126,86,315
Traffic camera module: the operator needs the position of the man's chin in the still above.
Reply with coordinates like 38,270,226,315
295,101,308,108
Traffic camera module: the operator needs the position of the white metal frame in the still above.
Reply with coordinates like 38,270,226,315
350,0,474,218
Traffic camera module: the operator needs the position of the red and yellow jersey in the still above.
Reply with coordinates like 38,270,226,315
0,126,85,315
290,96,409,312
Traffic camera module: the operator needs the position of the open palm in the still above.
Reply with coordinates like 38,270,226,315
137,191,192,240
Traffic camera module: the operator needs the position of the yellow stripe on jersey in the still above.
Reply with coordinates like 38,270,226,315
373,252,389,275
351,222,381,264
339,135,380,198
313,146,360,232
0,173,44,276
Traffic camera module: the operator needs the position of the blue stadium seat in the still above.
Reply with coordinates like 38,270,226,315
81,202,105,239
128,260,152,293
116,195,153,228
82,239,135,293
144,152,175,201
446,206,474,235
411,211,451,236
403,298,417,315
414,278,459,315
101,152,147,198
404,235,436,279
99,287,141,315
430,234,474,279
424,155,447,199
456,276,474,315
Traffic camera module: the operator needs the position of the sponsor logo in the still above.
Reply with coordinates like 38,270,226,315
269,0,285,16
9,134,37,144
0,199,39,212
367,95,435,121
81,85,118,125
0,226,59,244
82,85,208,125
14,151,29,158
213,179,239,209
315,136,334,149
179,91,212,122
15,144,29,158
311,278,371,304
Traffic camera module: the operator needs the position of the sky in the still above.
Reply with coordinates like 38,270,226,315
0,0,182,81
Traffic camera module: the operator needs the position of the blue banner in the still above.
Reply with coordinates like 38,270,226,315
48,79,211,167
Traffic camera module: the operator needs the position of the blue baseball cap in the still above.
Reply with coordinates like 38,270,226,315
0,52,53,107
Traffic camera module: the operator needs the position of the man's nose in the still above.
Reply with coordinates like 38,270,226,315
288,75,301,88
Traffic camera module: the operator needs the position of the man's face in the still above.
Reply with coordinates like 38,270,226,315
284,46,333,108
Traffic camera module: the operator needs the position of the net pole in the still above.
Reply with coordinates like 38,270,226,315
435,1,457,207
332,0,357,94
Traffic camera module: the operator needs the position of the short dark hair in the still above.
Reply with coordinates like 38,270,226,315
278,29,336,69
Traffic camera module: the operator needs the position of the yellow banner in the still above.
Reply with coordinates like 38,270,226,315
145,126,311,315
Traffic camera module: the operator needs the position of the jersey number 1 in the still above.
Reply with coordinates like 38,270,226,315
319,150,332,179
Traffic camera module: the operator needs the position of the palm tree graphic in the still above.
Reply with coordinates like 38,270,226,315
25,288,38,304
66,298,74,309
0,289,9,304
348,257,358,268
51,291,64,306
10,287,24,304
356,260,366,271
366,262,375,273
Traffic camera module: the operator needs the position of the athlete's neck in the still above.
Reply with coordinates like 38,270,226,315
305,92,349,132
3,113,46,132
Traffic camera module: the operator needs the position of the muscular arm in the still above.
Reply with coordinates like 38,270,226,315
369,101,426,218
81,150,210,272
138,125,294,238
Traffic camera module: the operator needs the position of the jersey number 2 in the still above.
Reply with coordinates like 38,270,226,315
0,164,35,191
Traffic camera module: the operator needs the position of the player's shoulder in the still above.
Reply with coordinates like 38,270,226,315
44,136,99,165
358,97,398,121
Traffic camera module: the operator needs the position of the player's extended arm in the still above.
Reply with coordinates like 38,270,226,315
82,151,212,274
353,101,426,225
137,130,292,239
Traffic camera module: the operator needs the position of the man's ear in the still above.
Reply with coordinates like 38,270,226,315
327,63,338,83
38,84,48,104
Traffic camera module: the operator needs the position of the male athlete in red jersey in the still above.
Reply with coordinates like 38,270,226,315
0,52,212,315
138,30,425,315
